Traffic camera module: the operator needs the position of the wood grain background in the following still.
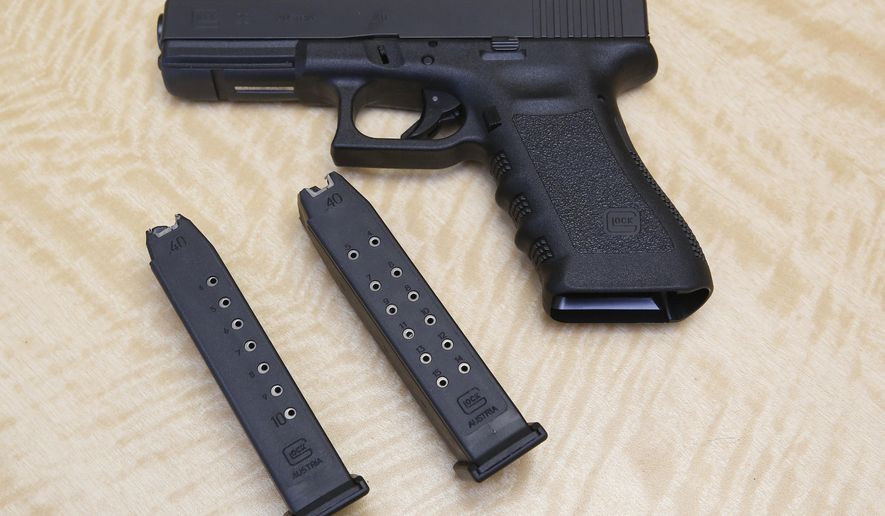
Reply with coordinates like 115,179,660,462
0,0,882,514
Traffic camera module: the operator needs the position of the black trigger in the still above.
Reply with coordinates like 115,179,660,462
402,90,463,140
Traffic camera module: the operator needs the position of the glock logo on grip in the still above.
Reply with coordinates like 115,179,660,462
605,208,640,235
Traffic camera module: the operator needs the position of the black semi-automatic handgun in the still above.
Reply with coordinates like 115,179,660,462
156,0,713,323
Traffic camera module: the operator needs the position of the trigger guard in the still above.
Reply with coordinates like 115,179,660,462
330,80,485,169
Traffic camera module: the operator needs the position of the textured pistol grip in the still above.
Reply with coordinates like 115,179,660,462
490,104,713,323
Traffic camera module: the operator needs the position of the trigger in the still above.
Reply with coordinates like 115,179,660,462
402,90,463,140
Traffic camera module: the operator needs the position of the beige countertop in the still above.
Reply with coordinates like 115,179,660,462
0,0,882,513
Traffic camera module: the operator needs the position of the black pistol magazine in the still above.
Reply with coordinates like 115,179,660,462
147,215,368,515
298,173,546,481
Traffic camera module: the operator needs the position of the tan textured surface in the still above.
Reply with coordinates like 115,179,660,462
1,0,883,514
